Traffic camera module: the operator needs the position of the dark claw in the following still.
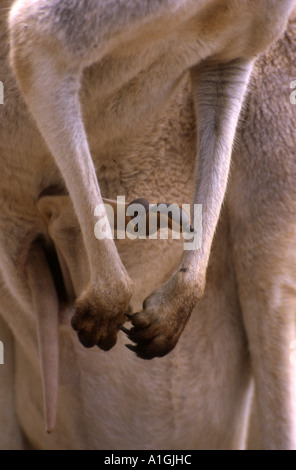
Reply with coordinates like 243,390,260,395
125,343,157,360
120,324,142,343
118,324,131,335
125,343,138,353
124,342,155,360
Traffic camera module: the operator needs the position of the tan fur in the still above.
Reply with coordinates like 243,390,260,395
6,0,293,359
0,0,295,450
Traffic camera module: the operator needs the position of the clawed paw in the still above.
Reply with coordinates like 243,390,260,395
71,274,201,358
71,305,120,351
71,284,132,351
120,286,198,359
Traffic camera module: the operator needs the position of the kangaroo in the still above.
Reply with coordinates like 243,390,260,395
1,0,296,450
7,0,295,360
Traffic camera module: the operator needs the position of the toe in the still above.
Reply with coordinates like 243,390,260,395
77,330,97,348
129,312,152,329
97,331,117,351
